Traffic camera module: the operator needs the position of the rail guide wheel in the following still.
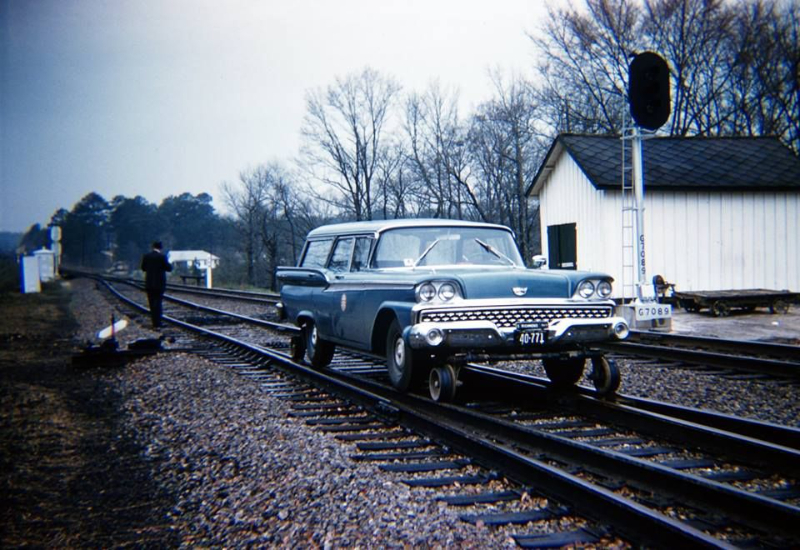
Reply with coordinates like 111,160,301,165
711,301,730,317
589,356,621,396
429,364,459,403
290,335,306,362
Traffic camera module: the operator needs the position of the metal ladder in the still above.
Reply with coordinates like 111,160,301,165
620,124,637,303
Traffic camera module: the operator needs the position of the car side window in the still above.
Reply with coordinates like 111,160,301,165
329,237,354,272
351,237,372,272
300,239,333,268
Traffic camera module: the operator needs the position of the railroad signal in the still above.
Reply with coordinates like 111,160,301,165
628,51,670,130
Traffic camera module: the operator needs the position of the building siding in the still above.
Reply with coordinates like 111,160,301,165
539,153,800,296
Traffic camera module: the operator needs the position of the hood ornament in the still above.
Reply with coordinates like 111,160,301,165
512,286,528,296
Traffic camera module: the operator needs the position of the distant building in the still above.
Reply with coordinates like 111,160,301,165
167,250,220,270
527,134,800,297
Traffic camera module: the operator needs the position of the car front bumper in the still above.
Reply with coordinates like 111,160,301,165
405,316,630,350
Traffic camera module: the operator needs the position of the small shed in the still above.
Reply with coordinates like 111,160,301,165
527,134,800,298
167,250,220,288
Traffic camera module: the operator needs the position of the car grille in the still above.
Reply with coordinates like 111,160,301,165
419,305,613,328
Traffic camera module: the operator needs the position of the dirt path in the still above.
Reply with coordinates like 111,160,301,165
0,283,179,547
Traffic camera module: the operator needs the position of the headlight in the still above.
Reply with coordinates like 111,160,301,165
438,283,456,302
597,280,613,298
416,281,461,303
577,280,595,299
418,283,436,302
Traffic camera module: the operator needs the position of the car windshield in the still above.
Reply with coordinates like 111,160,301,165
372,226,524,269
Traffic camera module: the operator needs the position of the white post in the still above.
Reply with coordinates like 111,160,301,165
631,128,650,302
205,253,213,288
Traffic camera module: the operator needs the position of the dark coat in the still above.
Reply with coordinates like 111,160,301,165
141,250,173,290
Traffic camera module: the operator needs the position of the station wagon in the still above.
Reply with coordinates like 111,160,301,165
276,219,629,401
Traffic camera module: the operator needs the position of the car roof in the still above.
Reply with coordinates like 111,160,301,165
306,218,513,239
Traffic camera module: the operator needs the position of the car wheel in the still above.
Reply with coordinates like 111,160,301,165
386,320,422,391
304,321,334,368
542,357,585,388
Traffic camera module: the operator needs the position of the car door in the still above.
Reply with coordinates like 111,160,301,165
328,236,374,347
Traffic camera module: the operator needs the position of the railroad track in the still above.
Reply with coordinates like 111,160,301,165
87,276,800,547
598,330,800,380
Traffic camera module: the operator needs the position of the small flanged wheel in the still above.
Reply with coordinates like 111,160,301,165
711,301,730,317
290,335,306,362
681,300,699,313
304,321,334,369
770,300,790,314
543,357,585,388
429,364,458,403
590,356,621,396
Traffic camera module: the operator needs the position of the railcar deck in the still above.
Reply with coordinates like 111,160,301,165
670,288,798,317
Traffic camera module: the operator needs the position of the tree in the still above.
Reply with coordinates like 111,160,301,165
222,167,272,286
60,193,111,268
530,0,800,153
531,0,639,134
157,193,218,250
300,67,402,220
468,73,545,259
402,83,478,219
109,195,159,267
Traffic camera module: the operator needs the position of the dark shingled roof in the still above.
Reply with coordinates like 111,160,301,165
529,134,800,195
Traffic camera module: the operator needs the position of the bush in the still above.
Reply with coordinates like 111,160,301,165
0,254,19,293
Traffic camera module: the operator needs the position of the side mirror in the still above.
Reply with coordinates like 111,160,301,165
531,255,547,269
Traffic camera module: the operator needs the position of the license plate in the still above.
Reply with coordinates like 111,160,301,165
517,330,547,346
635,304,672,321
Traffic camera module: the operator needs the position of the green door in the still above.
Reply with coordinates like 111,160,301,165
547,223,577,270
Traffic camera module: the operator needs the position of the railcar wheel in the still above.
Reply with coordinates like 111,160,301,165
304,321,334,368
543,357,585,388
770,300,790,314
386,320,422,392
590,356,621,396
429,364,457,403
711,301,729,317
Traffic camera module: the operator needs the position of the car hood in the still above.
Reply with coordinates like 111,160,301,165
449,269,583,299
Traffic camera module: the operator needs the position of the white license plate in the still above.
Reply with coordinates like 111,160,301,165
635,304,672,321
517,331,547,346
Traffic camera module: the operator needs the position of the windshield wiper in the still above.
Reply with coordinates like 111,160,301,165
474,238,516,267
413,238,441,267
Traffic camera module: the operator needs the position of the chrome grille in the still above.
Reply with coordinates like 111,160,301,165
419,305,613,328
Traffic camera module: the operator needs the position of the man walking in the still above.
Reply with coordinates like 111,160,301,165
141,241,173,328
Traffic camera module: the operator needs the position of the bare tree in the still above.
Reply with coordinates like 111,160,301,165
530,0,799,153
468,72,546,259
300,67,402,221
402,83,479,219
221,166,272,285
531,0,640,134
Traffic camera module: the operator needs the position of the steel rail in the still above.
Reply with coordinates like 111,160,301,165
626,330,800,362
464,364,800,457
163,281,280,304
375,382,800,542
97,279,735,547
596,341,800,378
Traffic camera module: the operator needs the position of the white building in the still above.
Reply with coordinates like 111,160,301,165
527,134,800,298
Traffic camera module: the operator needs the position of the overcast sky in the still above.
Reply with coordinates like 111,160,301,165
0,0,565,233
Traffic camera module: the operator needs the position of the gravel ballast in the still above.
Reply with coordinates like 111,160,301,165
3,278,798,546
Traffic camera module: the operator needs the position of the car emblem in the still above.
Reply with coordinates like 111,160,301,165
513,286,528,296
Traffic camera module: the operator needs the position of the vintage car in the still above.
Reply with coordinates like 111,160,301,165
276,219,629,401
